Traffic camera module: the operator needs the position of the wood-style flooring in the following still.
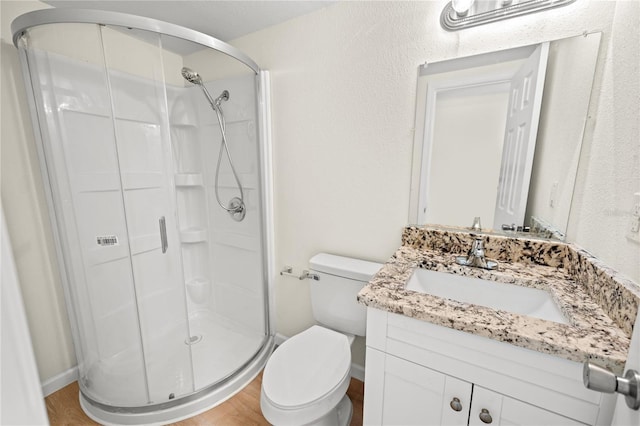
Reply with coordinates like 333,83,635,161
45,372,364,425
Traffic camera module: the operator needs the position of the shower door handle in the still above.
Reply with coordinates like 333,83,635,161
159,216,168,254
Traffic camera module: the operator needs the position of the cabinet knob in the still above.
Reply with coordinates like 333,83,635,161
449,397,463,412
479,408,493,424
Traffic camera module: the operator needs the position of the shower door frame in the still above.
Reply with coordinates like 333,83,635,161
12,7,275,423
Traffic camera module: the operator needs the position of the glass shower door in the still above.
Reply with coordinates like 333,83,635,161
18,22,195,406
19,23,152,406
100,25,195,403
16,12,272,417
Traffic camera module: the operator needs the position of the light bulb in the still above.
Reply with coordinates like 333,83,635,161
452,0,475,16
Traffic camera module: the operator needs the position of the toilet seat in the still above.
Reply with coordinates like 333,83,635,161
261,326,352,424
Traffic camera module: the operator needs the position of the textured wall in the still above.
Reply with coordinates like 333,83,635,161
567,0,640,282
1,0,76,382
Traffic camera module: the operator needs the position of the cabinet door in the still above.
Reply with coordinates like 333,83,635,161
469,386,586,426
364,348,471,425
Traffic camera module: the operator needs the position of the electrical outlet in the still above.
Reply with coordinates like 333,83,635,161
626,192,640,244
549,181,559,208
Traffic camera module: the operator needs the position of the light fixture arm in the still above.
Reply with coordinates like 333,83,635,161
440,0,577,31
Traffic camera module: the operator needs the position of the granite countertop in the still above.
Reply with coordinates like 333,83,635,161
358,228,638,374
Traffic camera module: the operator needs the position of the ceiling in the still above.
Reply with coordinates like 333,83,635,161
42,1,333,42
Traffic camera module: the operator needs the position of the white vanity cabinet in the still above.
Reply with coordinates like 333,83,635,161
363,308,617,426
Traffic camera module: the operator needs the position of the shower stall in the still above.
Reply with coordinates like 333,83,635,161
12,9,274,424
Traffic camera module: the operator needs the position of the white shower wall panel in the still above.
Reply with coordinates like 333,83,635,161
87,259,141,360
212,276,265,332
61,112,121,181
176,188,207,231
171,126,202,173
181,74,264,333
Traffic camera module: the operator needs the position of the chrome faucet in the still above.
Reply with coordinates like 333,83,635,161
455,238,498,270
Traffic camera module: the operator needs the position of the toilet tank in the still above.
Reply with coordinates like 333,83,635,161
308,253,382,337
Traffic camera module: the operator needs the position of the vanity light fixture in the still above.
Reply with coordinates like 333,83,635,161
441,0,577,31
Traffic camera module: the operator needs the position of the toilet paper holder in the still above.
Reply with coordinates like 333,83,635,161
280,266,320,281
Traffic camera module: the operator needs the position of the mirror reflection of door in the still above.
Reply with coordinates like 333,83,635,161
409,33,601,238
414,43,545,228
494,43,549,230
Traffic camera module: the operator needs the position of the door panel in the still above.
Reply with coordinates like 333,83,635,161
494,43,549,229
101,25,194,402
364,348,472,426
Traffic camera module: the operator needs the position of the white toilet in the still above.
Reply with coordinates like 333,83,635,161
260,253,381,426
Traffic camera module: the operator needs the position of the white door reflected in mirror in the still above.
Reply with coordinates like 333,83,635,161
409,33,601,239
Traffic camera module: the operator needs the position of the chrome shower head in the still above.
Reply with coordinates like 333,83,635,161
181,67,202,85
181,67,229,111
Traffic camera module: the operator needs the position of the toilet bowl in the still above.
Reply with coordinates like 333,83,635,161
261,326,352,425
260,253,382,426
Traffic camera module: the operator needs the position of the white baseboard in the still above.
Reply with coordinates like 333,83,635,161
42,366,78,397
350,363,365,382
272,332,365,382
274,332,288,346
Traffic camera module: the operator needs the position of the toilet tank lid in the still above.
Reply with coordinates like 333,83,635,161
309,253,382,282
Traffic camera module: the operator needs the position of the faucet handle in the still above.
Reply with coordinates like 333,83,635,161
471,217,482,231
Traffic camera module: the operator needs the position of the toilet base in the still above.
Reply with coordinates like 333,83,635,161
306,394,352,426
335,394,353,426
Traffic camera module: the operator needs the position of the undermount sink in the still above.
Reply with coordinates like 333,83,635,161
405,268,570,325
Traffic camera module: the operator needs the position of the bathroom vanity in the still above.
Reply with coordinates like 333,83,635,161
358,226,640,426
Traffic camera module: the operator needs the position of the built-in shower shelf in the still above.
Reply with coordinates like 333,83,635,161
180,227,208,243
175,173,204,187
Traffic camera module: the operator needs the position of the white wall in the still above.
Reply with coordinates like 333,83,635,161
526,33,601,235
567,0,640,281
1,0,638,384
1,0,77,382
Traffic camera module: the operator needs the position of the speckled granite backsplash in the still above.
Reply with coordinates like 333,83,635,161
402,226,569,268
402,225,640,337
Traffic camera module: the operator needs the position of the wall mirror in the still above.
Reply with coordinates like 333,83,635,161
408,32,601,240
